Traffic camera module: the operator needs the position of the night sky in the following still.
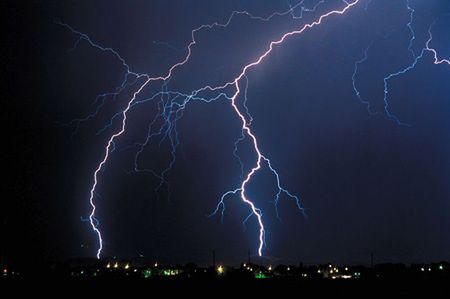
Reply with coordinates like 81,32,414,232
3,0,450,269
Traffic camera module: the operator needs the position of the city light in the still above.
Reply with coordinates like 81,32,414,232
143,269,151,279
20,259,448,280
217,265,224,275
162,269,180,276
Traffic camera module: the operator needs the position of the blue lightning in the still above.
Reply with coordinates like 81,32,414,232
352,41,377,115
383,19,450,119
288,0,325,19
352,1,449,126
61,0,448,259
56,21,145,136
60,0,363,259
382,0,416,126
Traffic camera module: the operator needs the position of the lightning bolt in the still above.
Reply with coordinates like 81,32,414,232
62,0,362,259
382,0,416,126
352,1,449,125
210,0,359,256
425,20,450,67
382,19,450,122
352,41,377,114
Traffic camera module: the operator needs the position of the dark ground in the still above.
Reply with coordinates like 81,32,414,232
2,277,450,296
